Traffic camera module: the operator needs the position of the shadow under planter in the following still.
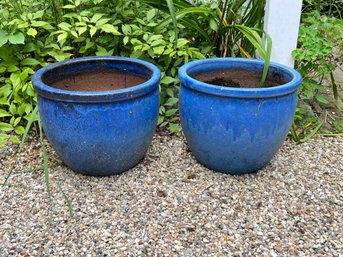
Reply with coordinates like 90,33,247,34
178,58,302,175
32,56,160,176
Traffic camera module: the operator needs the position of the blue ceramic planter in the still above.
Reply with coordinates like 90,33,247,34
178,58,302,175
33,56,160,176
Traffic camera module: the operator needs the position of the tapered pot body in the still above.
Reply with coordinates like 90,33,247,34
33,56,160,176
178,58,302,174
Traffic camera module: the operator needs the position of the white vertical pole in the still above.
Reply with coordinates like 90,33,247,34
264,0,303,67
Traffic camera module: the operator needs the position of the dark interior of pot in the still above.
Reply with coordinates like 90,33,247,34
42,59,151,91
189,61,292,89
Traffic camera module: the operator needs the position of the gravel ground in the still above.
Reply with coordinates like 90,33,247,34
0,133,342,256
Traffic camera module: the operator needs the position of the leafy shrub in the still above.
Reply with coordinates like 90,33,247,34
292,7,343,140
142,0,266,58
0,0,210,146
302,0,342,19
293,12,342,105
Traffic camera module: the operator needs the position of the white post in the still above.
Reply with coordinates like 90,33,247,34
264,0,303,67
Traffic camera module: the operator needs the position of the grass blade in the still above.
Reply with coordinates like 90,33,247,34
2,168,14,187
260,34,272,86
234,25,266,59
19,105,39,153
59,184,74,218
234,24,272,87
165,0,178,45
330,71,340,107
290,122,301,142
155,7,215,32
38,117,51,201
299,121,324,143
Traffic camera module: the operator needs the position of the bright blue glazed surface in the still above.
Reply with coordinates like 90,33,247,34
33,56,160,176
178,58,302,174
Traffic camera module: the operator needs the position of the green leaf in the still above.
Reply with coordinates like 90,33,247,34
57,32,68,42
24,103,33,114
10,136,20,143
96,45,113,56
101,24,121,35
148,34,163,43
0,84,12,97
8,66,19,72
210,18,218,31
78,26,87,36
10,73,21,88
153,46,165,55
15,126,25,135
151,39,166,47
0,133,10,140
27,28,38,37
21,58,40,66
31,21,50,27
147,9,156,21
161,76,177,85
0,122,14,132
8,32,25,45
123,36,129,45
176,38,189,48
91,13,104,23
0,109,11,118
9,104,16,115
90,26,97,37
13,117,21,127
169,122,181,133
70,31,78,38
63,4,76,9
164,97,178,106
165,108,178,117
122,24,132,35
58,22,72,31
0,98,9,105
315,95,329,104
158,116,164,125
0,31,9,47
96,18,111,27
9,116,15,126
0,140,6,148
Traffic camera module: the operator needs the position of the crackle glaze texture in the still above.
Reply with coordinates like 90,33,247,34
178,58,302,174
32,56,160,176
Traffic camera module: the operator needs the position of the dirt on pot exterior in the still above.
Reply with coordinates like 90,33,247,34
0,132,342,256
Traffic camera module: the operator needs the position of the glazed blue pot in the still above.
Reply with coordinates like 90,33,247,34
178,58,302,175
32,56,160,176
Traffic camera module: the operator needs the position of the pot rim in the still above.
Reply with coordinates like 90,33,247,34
178,57,302,98
32,56,161,103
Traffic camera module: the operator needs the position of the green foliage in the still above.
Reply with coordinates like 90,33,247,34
292,10,343,141
234,25,272,86
302,0,342,19
143,0,271,86
0,0,209,141
142,0,266,58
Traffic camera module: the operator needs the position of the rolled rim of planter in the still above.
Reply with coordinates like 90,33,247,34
178,57,302,98
32,56,161,103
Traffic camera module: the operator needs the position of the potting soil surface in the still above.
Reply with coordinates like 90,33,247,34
192,69,285,88
49,70,147,91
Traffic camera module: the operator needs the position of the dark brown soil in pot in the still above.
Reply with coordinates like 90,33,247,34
49,70,147,91
192,69,287,88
